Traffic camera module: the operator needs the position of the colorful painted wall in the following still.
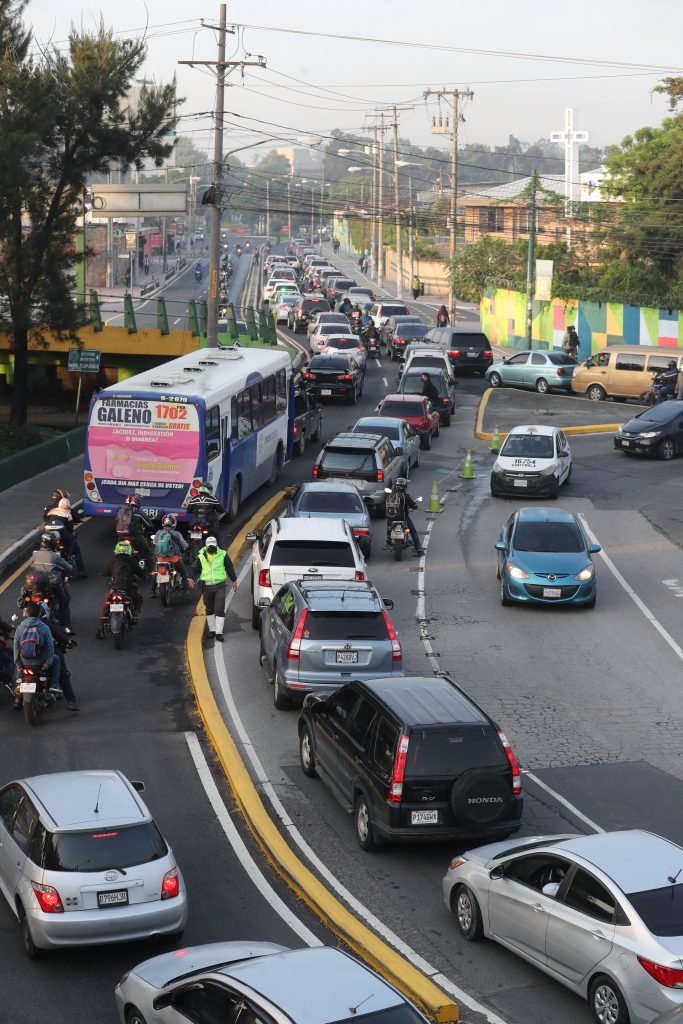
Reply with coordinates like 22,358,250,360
480,288,683,361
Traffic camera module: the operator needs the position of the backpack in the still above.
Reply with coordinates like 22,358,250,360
115,506,133,536
155,529,176,557
19,624,44,661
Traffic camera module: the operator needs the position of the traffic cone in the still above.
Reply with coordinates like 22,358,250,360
427,480,442,513
490,425,501,454
460,451,476,479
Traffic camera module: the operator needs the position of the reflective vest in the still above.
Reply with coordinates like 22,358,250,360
198,547,228,585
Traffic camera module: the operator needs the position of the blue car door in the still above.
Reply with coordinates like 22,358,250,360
528,352,548,389
503,352,530,387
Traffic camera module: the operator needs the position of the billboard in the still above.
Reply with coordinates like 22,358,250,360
89,184,188,218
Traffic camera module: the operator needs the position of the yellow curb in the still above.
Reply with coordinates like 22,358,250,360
186,494,460,1023
473,388,622,441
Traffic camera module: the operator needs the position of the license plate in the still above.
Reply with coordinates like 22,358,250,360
391,527,404,539
411,810,438,825
513,479,528,488
321,389,332,396
467,351,477,358
190,530,202,539
543,587,562,598
303,574,322,581
621,440,630,448
97,889,129,908
336,651,358,664
19,681,36,694
109,603,124,612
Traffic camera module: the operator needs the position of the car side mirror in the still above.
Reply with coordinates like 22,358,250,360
246,532,258,543
489,865,504,880
395,445,403,454
383,598,394,610
589,543,601,554
495,541,506,552
131,780,145,793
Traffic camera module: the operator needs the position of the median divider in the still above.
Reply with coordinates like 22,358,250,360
474,387,622,441
185,490,460,1023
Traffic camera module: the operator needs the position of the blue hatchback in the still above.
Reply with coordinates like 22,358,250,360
495,507,600,607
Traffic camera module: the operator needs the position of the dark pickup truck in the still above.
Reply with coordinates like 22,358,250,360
293,385,323,456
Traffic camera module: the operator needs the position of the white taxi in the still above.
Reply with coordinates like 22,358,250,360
490,424,572,499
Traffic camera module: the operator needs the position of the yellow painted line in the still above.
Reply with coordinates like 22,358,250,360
186,493,460,1023
473,387,622,441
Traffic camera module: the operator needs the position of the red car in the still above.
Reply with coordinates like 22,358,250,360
376,393,440,450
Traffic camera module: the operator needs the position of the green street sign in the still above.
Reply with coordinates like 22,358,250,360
67,348,101,373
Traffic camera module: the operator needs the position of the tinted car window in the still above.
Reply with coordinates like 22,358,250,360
647,354,678,373
270,541,355,568
329,339,361,351
348,699,377,748
394,325,428,339
317,324,348,336
514,521,585,553
174,983,246,1024
406,726,506,778
0,785,23,830
629,884,683,936
615,353,645,372
548,352,577,366
298,491,364,514
320,450,376,473
563,868,615,922
380,305,408,317
380,400,424,417
305,612,389,640
500,434,554,458
12,799,38,853
330,688,360,725
452,333,490,349
302,299,331,312
374,717,399,775
401,374,444,395
355,423,400,441
43,823,167,872
309,357,349,371
531,353,546,366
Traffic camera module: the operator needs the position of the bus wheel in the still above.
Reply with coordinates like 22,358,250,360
227,478,241,522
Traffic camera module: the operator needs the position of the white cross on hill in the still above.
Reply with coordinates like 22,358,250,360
550,108,588,217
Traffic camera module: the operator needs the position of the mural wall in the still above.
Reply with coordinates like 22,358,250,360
481,288,683,361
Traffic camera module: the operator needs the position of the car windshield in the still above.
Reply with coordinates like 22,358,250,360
270,541,355,567
320,450,375,473
514,521,585,553
628,884,683,936
401,374,443,395
298,492,364,514
500,434,555,459
304,611,388,640
310,357,349,370
380,400,424,417
333,1002,427,1024
43,823,167,872
406,726,506,778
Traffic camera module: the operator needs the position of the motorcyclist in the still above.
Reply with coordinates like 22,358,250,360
42,487,83,524
44,606,79,710
186,483,224,533
43,496,87,576
385,478,424,557
118,494,154,571
151,514,194,597
339,296,353,318
13,603,61,709
361,318,379,347
0,615,14,693
27,533,73,630
195,263,202,282
97,540,145,639
190,535,237,643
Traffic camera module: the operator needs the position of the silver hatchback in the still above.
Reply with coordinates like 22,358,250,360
0,769,187,957
259,580,403,710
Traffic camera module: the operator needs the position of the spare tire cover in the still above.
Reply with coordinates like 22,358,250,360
451,770,513,827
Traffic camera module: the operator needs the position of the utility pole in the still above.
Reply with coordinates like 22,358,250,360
378,111,385,287
391,106,403,299
179,5,265,348
370,124,378,277
266,180,270,239
525,170,538,345
318,169,325,242
287,178,292,244
408,175,415,288
425,87,474,322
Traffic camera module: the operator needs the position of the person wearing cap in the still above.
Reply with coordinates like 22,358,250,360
192,536,237,642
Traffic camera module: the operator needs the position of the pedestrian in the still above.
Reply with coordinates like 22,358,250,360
362,255,369,274
562,323,579,360
411,275,421,300
676,363,683,400
358,254,364,271
436,304,449,327
124,267,131,289
143,254,150,276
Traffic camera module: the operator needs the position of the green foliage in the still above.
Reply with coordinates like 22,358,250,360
445,236,526,301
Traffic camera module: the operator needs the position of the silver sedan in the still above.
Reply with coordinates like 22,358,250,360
442,830,683,1024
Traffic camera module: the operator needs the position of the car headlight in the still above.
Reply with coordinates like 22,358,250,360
540,464,556,476
492,462,504,474
638,431,662,439
575,565,595,581
506,562,529,580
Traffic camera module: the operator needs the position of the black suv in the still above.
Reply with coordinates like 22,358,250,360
298,675,522,850
303,355,364,404
288,295,331,333
424,328,493,375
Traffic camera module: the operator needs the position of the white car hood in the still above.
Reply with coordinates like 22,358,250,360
495,453,556,474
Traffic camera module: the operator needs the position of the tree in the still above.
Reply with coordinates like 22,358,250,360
0,2,178,424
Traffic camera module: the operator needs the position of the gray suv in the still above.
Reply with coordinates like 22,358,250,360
259,580,403,710
312,432,403,517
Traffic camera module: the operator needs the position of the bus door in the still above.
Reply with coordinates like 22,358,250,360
230,389,257,499
204,405,222,495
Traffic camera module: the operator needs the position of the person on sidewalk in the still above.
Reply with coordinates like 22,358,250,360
143,254,150,276
191,536,237,643
677,363,683,400
437,305,449,327
361,255,369,274
562,323,579,360
411,275,421,300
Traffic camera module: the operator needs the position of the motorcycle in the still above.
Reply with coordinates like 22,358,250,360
41,521,77,571
195,267,202,283
245,241,251,252
640,371,678,406
384,489,423,562
235,245,242,257
105,590,135,650
365,338,379,358
349,313,362,335
15,664,59,727
187,517,212,562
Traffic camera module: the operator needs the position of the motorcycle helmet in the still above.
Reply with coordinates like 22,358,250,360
395,478,409,491
35,601,50,622
50,487,71,505
58,497,71,511
205,536,218,551
40,532,56,549
24,570,48,594
115,540,132,556
162,514,177,528
125,494,142,507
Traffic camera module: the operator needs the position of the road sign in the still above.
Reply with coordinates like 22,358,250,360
68,348,101,373
125,231,137,251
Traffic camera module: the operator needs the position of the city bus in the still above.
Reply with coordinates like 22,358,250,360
83,346,294,522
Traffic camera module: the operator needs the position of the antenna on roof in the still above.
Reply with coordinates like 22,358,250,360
349,994,374,1016
668,868,682,885
94,784,102,815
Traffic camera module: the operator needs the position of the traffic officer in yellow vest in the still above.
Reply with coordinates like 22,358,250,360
192,536,237,642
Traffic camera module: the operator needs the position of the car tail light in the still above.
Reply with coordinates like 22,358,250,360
357,348,364,354
287,609,308,661
497,729,522,794
258,568,271,588
304,372,314,380
556,367,566,377
161,868,180,900
638,957,683,988
293,422,299,435
483,350,493,358
354,570,365,581
352,528,369,536
312,464,319,478
32,882,64,914
448,350,460,358
395,338,405,345
382,609,402,661
377,469,384,482
442,397,449,406
388,733,410,801
337,373,353,381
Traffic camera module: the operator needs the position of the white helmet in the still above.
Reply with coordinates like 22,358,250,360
58,497,71,510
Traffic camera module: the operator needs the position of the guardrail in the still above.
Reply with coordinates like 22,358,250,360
0,427,86,494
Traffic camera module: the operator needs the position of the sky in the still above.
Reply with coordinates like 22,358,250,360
28,0,683,166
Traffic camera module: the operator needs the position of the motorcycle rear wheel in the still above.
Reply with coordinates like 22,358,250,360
24,700,39,727
160,583,171,608
393,538,404,562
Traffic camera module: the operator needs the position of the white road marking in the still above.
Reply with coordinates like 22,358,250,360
173,317,181,325
184,731,321,947
522,771,604,833
216,568,511,1024
663,578,683,598
374,358,381,368
382,376,388,388
580,513,683,666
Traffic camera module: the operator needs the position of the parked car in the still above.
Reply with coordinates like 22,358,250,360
321,334,368,371
298,674,522,850
292,385,323,456
303,355,364,404
288,295,331,332
495,506,600,607
491,424,572,498
388,322,429,360
116,943,435,1024
350,416,421,476
288,481,372,557
614,400,683,460
260,580,402,709
486,349,578,394
397,367,456,426
312,432,404,516
376,394,440,449
424,327,493,375
443,829,683,1024
0,770,187,957
248,516,366,630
